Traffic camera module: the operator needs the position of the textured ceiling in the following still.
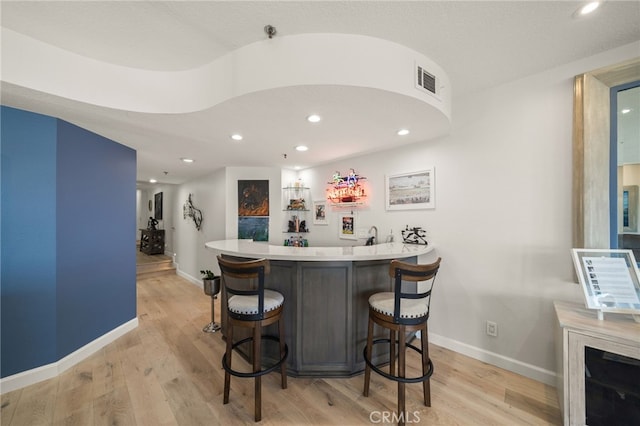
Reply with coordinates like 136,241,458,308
2,1,640,185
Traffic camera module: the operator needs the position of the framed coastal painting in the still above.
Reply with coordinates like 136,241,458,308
386,168,435,210
313,200,328,225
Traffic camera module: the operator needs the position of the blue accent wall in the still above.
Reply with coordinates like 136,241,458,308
1,107,58,375
1,106,136,378
56,120,136,358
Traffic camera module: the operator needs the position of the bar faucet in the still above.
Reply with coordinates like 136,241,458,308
366,226,378,245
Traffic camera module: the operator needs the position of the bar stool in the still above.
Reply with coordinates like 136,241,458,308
217,256,288,422
363,257,441,425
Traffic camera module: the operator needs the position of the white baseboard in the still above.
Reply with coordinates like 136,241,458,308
428,332,557,386
176,266,203,289
0,318,138,394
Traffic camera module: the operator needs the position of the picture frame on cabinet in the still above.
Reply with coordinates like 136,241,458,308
571,248,640,316
338,213,356,240
313,200,328,225
386,168,435,210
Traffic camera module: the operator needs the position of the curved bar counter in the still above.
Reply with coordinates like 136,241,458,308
205,239,433,377
205,239,432,261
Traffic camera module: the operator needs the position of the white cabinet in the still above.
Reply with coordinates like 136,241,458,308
554,301,640,425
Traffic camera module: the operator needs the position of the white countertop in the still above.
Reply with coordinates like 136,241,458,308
205,239,433,261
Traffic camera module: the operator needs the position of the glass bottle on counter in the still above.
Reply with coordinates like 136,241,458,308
284,236,308,247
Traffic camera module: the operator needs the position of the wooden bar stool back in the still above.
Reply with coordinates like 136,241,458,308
363,257,441,425
217,256,288,422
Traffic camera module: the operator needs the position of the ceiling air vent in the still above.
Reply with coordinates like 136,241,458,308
415,64,439,99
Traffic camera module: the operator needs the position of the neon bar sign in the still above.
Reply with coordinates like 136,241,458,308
326,168,367,204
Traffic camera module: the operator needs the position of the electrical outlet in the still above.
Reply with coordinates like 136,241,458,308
357,228,368,239
486,320,498,337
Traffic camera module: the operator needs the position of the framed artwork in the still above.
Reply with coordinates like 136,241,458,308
386,168,435,210
313,200,328,225
571,248,640,317
183,193,203,231
338,213,356,240
238,217,269,241
238,180,269,217
154,192,163,219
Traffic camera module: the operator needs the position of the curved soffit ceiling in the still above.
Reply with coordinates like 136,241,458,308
3,31,450,184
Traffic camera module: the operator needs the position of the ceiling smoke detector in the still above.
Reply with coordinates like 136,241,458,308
264,25,277,39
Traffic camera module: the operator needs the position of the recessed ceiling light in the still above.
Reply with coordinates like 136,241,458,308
295,145,309,152
149,179,157,183
307,114,321,123
231,134,243,141
621,108,632,114
294,166,301,170
579,1,600,15
397,129,410,136
181,158,194,163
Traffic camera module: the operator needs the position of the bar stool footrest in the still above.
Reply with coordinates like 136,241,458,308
363,338,433,384
222,335,288,378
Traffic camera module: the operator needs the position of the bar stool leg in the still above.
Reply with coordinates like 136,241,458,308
253,323,262,422
363,315,374,396
398,327,406,426
390,329,396,376
421,326,431,406
223,323,233,404
278,318,287,389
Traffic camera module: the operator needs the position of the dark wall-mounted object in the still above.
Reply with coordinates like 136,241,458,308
155,192,163,220
184,193,203,231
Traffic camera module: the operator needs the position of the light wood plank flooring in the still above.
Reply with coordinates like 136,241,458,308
135,250,175,278
1,273,561,425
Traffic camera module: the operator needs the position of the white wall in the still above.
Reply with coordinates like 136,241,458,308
135,188,152,236
300,76,582,382
173,166,281,284
173,168,227,283
167,41,640,384
304,42,640,383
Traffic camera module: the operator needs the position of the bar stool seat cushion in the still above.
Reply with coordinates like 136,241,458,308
228,290,284,315
369,292,429,319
